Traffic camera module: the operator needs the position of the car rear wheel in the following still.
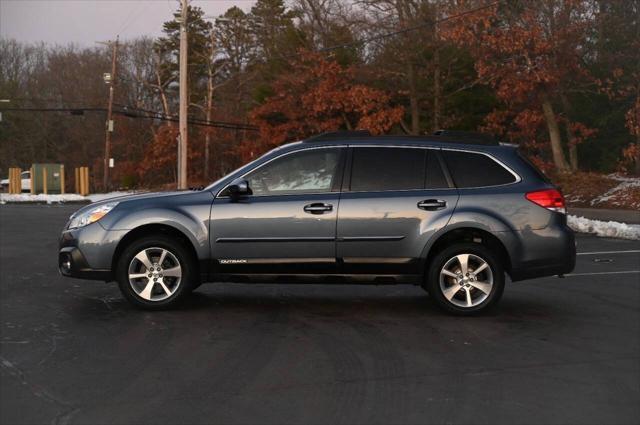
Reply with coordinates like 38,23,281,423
426,243,504,315
116,235,196,309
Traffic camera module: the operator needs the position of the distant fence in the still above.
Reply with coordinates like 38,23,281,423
7,165,90,195
75,166,90,196
8,167,22,194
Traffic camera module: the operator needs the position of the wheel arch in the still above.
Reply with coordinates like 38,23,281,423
422,226,514,278
111,223,200,277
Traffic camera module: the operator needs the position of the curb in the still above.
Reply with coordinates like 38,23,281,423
568,207,640,225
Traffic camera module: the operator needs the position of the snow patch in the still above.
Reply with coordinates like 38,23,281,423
568,215,640,240
86,192,136,202
0,191,135,205
590,174,640,209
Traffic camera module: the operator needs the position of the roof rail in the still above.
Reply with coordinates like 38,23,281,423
303,130,371,142
432,130,498,146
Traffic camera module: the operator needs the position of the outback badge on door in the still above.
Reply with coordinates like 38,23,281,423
219,259,248,264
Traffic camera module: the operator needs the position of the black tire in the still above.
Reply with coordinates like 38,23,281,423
425,243,505,315
116,235,197,310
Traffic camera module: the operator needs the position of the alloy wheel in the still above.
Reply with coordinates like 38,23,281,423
128,247,182,302
439,253,494,308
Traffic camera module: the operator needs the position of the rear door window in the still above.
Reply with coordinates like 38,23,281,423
442,150,516,188
350,147,425,192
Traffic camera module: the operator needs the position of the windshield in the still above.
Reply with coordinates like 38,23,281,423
204,144,290,191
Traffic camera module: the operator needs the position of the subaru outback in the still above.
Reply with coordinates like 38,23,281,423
59,131,576,314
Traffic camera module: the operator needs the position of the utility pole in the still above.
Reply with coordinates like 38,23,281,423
100,36,118,191
178,0,189,189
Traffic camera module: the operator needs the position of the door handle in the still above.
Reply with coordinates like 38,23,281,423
304,203,333,214
418,199,447,211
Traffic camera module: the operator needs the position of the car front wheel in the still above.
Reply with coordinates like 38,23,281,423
426,243,505,315
116,235,196,309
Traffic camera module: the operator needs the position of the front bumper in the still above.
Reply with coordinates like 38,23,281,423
58,222,126,281
58,246,113,280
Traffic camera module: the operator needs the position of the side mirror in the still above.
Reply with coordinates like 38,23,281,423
227,179,251,199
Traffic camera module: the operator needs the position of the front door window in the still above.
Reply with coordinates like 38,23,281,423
246,149,341,196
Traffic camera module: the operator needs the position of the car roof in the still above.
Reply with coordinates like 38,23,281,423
293,130,513,151
284,137,516,152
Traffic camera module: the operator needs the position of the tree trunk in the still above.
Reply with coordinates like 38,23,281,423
560,93,578,171
341,111,353,130
433,46,441,132
204,131,211,181
205,77,214,181
397,0,419,135
408,61,420,134
154,53,172,121
635,133,640,176
399,119,412,135
205,31,217,182
433,5,441,132
541,95,570,172
635,84,640,175
568,136,579,171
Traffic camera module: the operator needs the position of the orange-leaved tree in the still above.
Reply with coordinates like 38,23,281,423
248,50,404,160
444,0,596,173
138,125,179,186
138,124,213,188
623,87,640,174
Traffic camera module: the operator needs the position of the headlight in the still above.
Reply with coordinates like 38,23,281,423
68,202,118,229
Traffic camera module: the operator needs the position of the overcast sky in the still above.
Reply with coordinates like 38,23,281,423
0,0,255,45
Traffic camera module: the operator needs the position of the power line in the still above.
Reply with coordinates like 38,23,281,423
0,107,258,131
0,107,106,113
117,2,150,36
119,108,257,131
0,97,96,104
113,103,256,130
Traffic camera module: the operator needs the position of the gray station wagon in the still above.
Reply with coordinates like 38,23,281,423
59,131,576,314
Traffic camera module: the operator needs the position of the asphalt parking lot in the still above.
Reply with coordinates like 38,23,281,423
1,204,639,425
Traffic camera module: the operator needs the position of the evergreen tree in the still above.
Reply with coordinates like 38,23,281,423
154,4,213,112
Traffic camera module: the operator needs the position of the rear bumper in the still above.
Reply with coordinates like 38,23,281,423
507,223,576,282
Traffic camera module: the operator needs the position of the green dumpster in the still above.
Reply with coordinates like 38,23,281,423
31,163,64,194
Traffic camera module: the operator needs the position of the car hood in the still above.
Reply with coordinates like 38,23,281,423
98,191,189,203
72,190,197,216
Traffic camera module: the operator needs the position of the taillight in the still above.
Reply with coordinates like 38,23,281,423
525,189,566,214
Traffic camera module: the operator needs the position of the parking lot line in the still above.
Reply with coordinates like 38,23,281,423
564,270,640,277
577,250,640,256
